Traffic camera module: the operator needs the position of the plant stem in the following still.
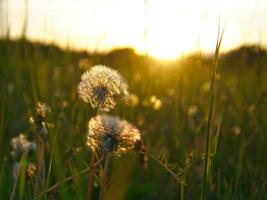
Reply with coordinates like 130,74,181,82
34,138,45,197
180,183,184,200
87,152,96,200
99,153,111,200
10,152,29,200
88,109,100,200
35,156,103,200
10,169,20,200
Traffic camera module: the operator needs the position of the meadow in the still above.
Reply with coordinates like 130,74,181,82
0,38,266,199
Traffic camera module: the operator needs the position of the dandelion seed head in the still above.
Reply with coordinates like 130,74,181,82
148,95,162,110
232,126,241,136
166,88,175,97
188,105,198,116
150,95,157,104
201,81,211,93
125,93,139,107
153,99,162,110
93,86,109,103
10,134,35,157
248,104,256,114
78,58,91,71
87,114,141,155
78,65,128,112
62,100,68,108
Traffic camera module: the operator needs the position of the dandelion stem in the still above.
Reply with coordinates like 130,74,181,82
34,138,45,197
87,108,101,200
180,183,184,200
87,152,96,200
99,153,111,200
10,152,28,200
35,155,103,200
10,169,20,200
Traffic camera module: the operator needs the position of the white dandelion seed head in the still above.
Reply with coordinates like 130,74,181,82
11,134,32,152
87,114,141,155
78,65,128,112
10,134,35,156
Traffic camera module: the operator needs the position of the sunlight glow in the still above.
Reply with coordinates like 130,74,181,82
2,0,267,60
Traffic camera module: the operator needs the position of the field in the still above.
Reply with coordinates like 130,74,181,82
0,38,267,199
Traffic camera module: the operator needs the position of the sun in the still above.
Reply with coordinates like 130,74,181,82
145,30,190,60
136,0,202,60
146,41,184,60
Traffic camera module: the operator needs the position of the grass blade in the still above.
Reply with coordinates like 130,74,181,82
200,22,224,200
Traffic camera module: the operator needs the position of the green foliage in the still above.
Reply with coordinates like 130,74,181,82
0,39,267,199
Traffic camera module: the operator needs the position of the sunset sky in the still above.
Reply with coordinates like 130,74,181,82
1,0,266,59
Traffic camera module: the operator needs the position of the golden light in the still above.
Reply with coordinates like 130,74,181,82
138,0,242,60
134,0,228,60
3,0,266,61
140,0,200,60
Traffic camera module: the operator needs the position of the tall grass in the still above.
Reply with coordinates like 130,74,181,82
200,25,224,200
201,24,224,200
0,33,267,199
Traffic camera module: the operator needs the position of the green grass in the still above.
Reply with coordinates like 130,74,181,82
201,26,224,200
0,38,267,199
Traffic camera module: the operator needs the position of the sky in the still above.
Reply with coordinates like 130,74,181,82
1,0,267,59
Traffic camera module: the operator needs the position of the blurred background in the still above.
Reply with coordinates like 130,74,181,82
0,0,267,199
1,0,267,59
